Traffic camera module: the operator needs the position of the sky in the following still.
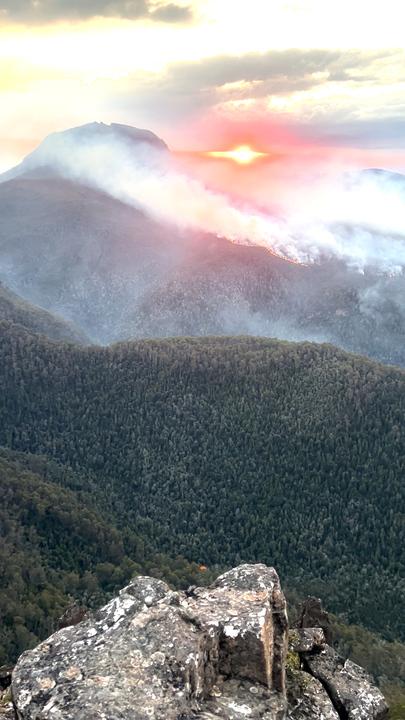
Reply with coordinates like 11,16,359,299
1,0,405,173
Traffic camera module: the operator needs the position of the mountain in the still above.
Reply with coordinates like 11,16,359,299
0,322,404,644
360,167,405,190
0,281,88,343
0,174,191,343
0,121,167,183
129,250,405,366
0,122,184,344
1,122,405,364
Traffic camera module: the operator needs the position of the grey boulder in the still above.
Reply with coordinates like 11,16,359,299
288,628,325,654
12,564,288,720
303,644,388,719
287,670,339,719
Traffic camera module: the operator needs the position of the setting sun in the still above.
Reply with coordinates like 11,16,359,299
206,145,268,164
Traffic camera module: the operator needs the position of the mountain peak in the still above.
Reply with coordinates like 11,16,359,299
47,121,169,151
0,122,168,182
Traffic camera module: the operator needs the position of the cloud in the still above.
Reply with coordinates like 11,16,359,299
109,49,405,116
149,2,192,22
92,48,405,151
0,0,193,23
168,49,397,89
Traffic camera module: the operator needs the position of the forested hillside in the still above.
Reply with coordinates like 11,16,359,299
2,446,403,711
1,321,403,644
0,282,88,344
0,447,214,664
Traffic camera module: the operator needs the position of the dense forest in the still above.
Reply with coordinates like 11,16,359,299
0,450,404,717
0,320,404,713
0,321,404,638
0,447,215,665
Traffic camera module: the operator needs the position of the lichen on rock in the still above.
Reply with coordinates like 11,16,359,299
303,644,389,720
9,564,388,720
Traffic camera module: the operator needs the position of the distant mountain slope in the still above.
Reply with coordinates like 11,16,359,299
0,175,190,343
1,122,405,364
360,167,405,189
1,172,404,364
0,281,88,343
0,323,403,642
130,248,405,366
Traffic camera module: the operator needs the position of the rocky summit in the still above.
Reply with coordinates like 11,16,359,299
7,564,387,719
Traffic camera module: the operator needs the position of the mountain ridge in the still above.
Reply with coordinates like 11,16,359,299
0,281,89,344
0,321,403,641
1,122,405,363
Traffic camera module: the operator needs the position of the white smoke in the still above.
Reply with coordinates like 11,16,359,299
15,129,405,273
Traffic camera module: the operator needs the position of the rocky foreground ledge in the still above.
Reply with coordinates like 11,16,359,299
5,564,387,719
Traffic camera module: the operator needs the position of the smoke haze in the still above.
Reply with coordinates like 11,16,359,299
12,126,405,274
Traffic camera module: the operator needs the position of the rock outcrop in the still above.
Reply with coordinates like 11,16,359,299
287,670,340,719
0,666,14,720
303,645,389,720
9,564,388,720
295,596,333,645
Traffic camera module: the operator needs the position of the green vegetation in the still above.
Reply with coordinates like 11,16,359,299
0,320,404,702
0,448,215,664
1,324,403,636
385,685,405,719
0,282,87,344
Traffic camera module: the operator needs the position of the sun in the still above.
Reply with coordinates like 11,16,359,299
206,145,267,164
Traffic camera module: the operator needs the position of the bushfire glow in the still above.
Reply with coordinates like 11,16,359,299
18,131,405,273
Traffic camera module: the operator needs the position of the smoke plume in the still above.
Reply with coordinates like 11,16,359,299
13,127,405,273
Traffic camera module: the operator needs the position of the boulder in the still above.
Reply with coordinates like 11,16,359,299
12,565,289,720
198,678,287,719
191,563,289,693
303,644,389,719
287,670,339,719
288,628,325,654
295,597,333,644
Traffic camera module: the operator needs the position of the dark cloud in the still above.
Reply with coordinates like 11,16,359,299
109,48,403,123
150,2,192,22
96,48,405,151
0,0,193,23
163,48,400,93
